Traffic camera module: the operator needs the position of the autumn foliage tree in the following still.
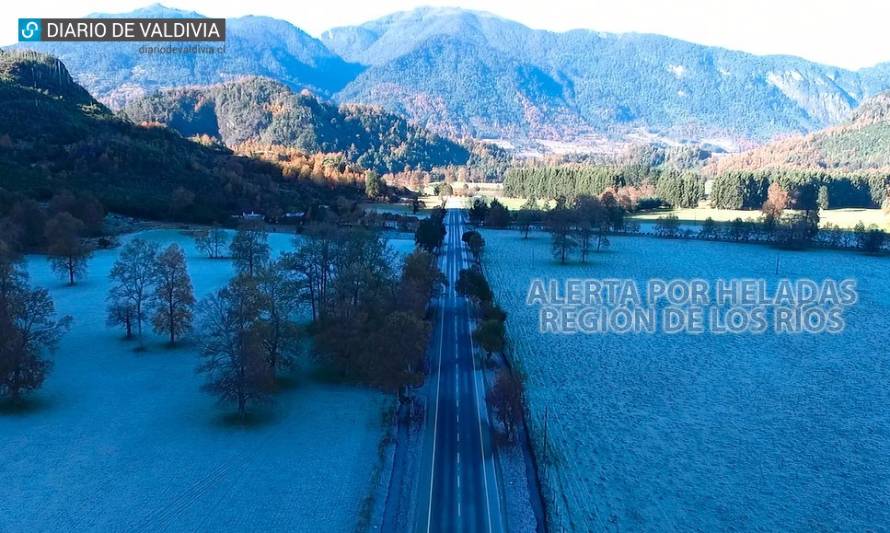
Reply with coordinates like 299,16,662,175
0,249,71,403
151,244,195,345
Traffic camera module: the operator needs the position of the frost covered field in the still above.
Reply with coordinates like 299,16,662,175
0,229,414,532
482,230,890,531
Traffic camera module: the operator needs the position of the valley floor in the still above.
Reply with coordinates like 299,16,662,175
482,228,890,531
0,229,415,532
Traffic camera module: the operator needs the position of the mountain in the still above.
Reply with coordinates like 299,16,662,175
0,50,336,221
11,4,362,109
324,7,890,146
14,5,890,150
120,77,470,174
708,91,890,173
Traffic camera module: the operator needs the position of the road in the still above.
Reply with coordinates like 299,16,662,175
415,208,505,533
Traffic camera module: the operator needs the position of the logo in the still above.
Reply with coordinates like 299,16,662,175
19,19,41,41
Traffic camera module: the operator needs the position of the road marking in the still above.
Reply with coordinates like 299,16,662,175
456,214,496,533
424,222,449,533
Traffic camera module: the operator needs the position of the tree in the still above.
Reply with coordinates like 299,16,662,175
699,217,718,240
818,185,830,211
854,223,886,254
548,207,577,264
468,198,489,225
456,268,492,303
45,212,91,285
415,216,446,253
762,182,789,220
230,221,270,278
109,239,159,347
365,171,383,199
0,254,71,402
48,191,105,236
473,319,505,362
485,199,511,228
256,261,302,379
284,224,337,322
194,227,229,259
486,369,525,440
516,209,539,239
654,215,681,238
151,244,195,345
399,249,445,318
106,299,137,340
362,311,429,395
462,230,485,264
197,275,272,418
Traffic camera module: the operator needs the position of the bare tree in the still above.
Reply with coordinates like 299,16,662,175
256,261,302,379
486,369,525,441
151,244,195,345
197,275,272,418
0,253,71,403
106,298,137,340
548,207,577,264
194,227,229,259
109,239,159,348
230,221,270,278
45,212,91,285
283,224,337,322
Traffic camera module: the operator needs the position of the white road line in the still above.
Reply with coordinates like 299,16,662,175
424,222,450,533
457,214,495,533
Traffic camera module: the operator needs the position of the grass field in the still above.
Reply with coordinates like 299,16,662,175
482,229,890,531
0,229,414,532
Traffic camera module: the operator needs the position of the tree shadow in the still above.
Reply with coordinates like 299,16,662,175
0,395,54,416
211,408,278,430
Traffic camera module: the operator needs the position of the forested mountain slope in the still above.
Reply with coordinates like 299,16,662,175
120,77,470,174
0,51,338,221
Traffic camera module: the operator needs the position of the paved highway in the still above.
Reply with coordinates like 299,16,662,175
415,208,505,533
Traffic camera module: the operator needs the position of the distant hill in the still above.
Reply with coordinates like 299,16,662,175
325,8,890,145
0,51,339,221
10,4,362,109
14,5,890,149
120,77,470,174
708,92,890,173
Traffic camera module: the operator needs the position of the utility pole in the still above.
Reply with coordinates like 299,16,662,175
542,405,549,465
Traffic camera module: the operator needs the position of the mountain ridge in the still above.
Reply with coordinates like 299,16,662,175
11,5,890,150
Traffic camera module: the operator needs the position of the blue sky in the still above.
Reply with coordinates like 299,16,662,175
6,0,889,69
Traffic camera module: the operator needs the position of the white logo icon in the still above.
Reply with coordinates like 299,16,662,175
21,21,39,40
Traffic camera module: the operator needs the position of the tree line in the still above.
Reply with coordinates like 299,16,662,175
710,170,890,210
453,231,525,441
502,164,705,209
